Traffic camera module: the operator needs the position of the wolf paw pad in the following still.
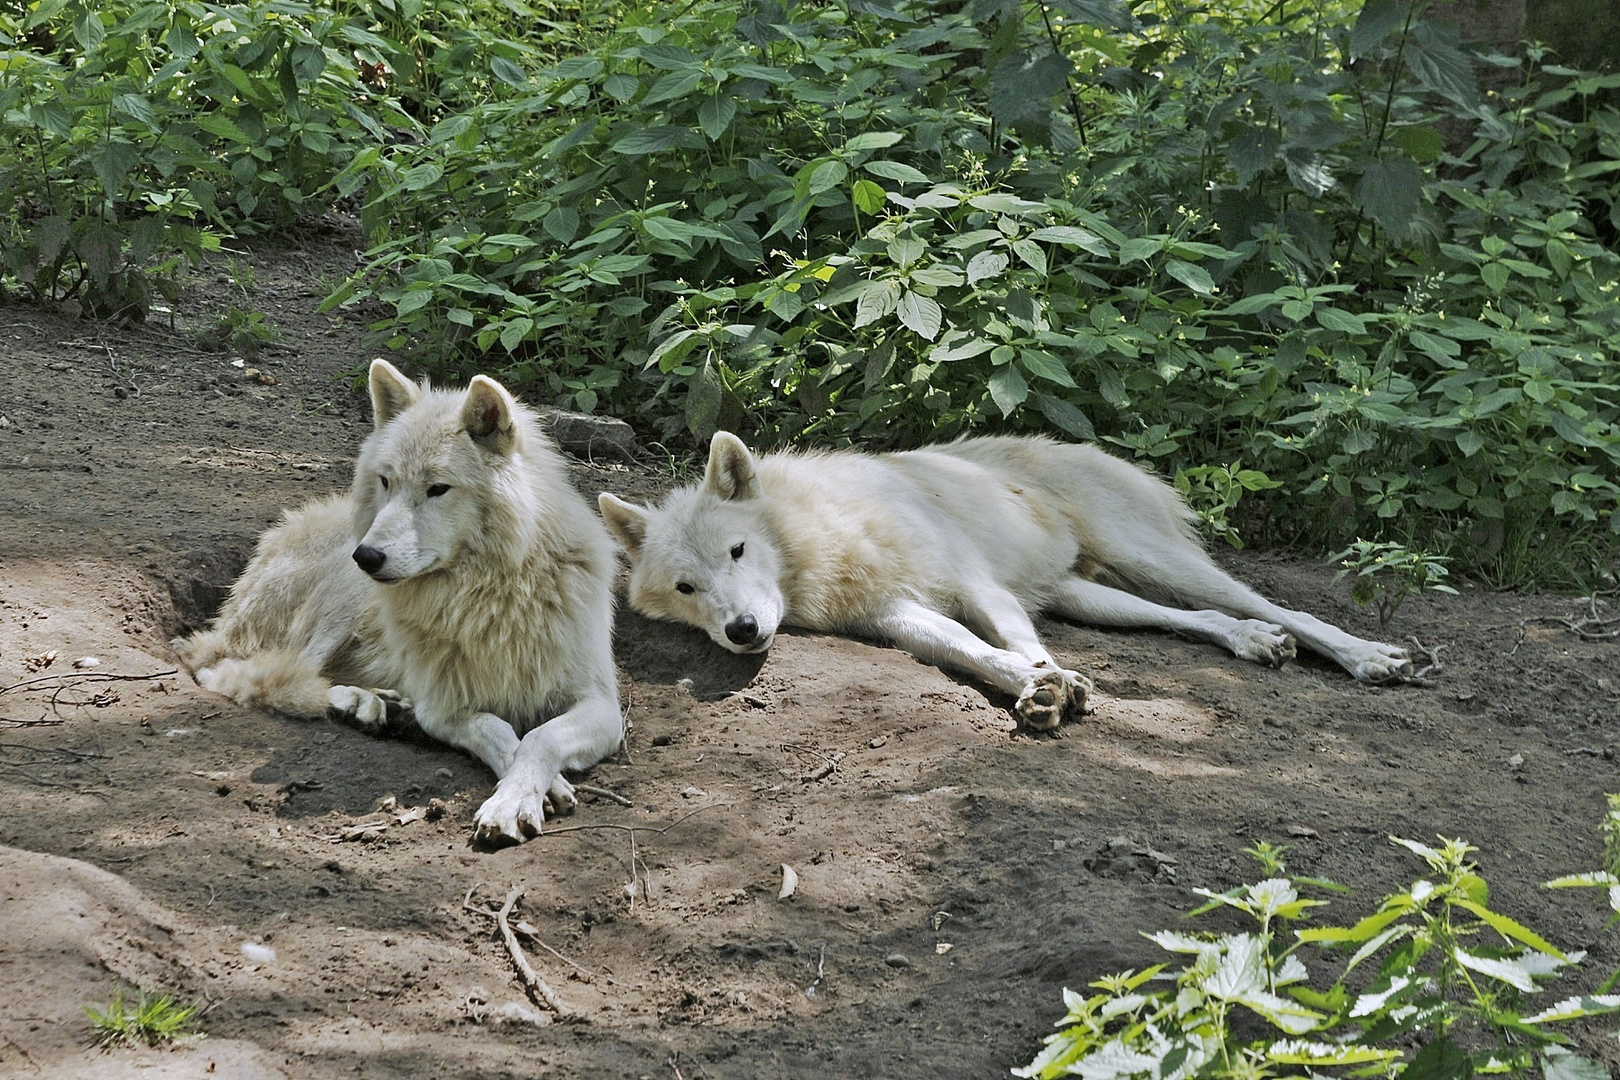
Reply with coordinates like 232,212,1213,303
1016,668,1091,731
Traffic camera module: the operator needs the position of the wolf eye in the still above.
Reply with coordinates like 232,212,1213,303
676,583,695,595
379,476,390,491
730,543,745,560
425,483,450,498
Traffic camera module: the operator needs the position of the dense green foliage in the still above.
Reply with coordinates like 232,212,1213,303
2,0,1618,584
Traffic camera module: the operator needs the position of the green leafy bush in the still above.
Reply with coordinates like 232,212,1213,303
1019,835,1619,1079
0,0,404,315
322,0,1619,585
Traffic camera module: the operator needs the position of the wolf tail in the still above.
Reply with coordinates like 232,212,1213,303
192,649,332,718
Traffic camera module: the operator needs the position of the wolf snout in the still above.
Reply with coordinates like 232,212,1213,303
353,544,387,576
725,614,760,647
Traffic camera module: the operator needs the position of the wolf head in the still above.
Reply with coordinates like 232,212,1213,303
599,432,784,655
349,359,527,584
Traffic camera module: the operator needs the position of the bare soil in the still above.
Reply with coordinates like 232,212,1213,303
2,232,1619,1079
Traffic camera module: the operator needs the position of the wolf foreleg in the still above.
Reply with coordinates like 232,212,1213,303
866,599,1089,731
467,694,624,843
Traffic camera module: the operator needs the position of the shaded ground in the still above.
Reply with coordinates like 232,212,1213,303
2,231,1619,1078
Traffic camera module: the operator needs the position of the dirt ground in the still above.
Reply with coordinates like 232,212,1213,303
2,229,1619,1079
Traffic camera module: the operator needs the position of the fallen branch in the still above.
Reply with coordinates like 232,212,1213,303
461,886,569,1016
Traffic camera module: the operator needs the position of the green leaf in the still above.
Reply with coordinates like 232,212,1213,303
1011,238,1047,275
1028,226,1108,256
698,93,736,140
112,93,156,127
611,126,704,155
490,56,528,87
852,179,886,215
989,364,1029,416
896,291,942,340
1020,349,1075,387
643,69,702,105
1542,1049,1610,1080
1407,24,1478,107
1165,258,1214,295
888,233,926,269
543,207,580,243
499,317,534,352
1350,0,1410,60
967,250,1008,285
854,279,901,328
844,131,904,151
401,164,443,191
863,160,929,185
1357,157,1424,235
808,159,848,196
91,141,139,197
1391,125,1446,162
685,357,723,441
1449,899,1567,959
1118,237,1163,264
1036,394,1095,440
1403,1036,1469,1080
989,47,1072,130
1481,262,1509,292
1314,307,1369,334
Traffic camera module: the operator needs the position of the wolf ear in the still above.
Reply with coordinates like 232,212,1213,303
461,375,518,456
703,431,760,501
369,358,420,430
598,494,648,558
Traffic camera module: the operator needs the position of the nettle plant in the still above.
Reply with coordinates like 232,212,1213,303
1019,836,1620,1080
1331,539,1458,628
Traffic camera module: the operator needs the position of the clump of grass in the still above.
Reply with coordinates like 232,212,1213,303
85,989,200,1049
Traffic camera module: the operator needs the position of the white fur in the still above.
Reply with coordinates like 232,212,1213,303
175,360,622,842
600,433,1411,731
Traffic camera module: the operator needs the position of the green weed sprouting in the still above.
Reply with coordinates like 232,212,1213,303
1330,539,1459,628
85,989,201,1049
1018,834,1618,1079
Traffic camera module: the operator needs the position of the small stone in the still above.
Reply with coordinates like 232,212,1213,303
651,734,674,747
435,767,453,780
884,953,911,969
868,736,888,749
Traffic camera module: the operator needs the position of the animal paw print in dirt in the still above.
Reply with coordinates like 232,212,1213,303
1016,666,1092,731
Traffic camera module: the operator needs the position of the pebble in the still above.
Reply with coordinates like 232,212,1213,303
884,953,911,969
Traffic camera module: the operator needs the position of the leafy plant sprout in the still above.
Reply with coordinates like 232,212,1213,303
1330,539,1458,628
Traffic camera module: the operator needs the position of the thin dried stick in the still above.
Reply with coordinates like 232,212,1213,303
575,783,632,807
538,802,724,840
0,669,177,696
495,887,568,1015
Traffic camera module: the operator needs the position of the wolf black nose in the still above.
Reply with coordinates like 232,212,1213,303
725,614,759,646
353,545,387,575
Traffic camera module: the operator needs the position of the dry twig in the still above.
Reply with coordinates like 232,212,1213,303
575,783,632,807
483,887,568,1015
1406,637,1446,683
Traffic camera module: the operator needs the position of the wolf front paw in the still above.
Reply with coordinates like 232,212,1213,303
1016,667,1092,731
328,686,411,732
472,772,580,845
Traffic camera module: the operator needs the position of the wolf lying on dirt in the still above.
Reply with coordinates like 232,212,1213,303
174,360,622,842
599,433,1412,730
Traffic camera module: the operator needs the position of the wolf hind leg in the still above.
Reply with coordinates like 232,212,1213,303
1047,575,1297,668
1086,539,1410,682
867,599,1088,731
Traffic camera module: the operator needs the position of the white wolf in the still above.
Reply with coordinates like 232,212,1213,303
599,433,1411,730
174,360,622,842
